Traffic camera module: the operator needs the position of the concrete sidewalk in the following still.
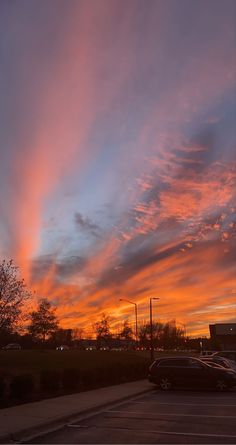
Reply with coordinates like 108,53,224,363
0,380,152,443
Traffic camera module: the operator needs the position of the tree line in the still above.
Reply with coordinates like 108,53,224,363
0,259,210,350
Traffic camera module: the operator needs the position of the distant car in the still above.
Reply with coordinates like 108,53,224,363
199,350,216,357
56,345,69,351
100,346,110,351
2,343,21,350
85,346,96,351
111,347,127,351
148,356,236,391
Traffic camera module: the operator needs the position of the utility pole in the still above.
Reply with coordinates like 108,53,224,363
150,297,159,361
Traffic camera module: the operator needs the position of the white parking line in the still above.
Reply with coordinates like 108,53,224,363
106,409,236,419
148,391,236,396
133,401,236,407
102,425,236,440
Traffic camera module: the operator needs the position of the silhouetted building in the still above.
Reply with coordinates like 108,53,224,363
209,323,236,350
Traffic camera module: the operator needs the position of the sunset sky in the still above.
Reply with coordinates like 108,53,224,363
0,0,235,336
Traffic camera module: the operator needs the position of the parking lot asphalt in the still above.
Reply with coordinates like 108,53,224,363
28,388,236,444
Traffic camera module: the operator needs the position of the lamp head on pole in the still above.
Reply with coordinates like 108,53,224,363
119,298,136,306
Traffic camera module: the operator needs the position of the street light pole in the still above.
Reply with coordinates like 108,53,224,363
150,297,159,362
134,303,138,344
119,299,138,345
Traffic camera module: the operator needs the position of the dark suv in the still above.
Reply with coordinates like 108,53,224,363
148,356,236,391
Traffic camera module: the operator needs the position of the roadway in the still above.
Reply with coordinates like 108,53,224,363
27,387,236,444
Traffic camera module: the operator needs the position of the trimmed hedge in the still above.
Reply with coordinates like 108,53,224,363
1,357,149,406
40,369,61,392
79,361,149,390
80,368,98,389
62,368,81,391
0,375,5,398
10,374,34,399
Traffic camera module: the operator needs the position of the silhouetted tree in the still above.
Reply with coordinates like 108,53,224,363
72,327,84,341
139,321,185,349
93,313,112,348
50,328,72,347
72,327,84,348
0,259,31,332
119,320,133,341
28,298,58,342
139,322,164,348
161,320,185,349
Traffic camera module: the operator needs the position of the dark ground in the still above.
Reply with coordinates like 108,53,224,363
27,387,236,444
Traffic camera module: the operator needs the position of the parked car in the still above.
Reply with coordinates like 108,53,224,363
56,345,69,351
213,351,236,363
204,361,224,369
200,355,236,371
148,356,236,391
2,343,21,350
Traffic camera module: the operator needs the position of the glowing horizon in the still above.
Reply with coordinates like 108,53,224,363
0,0,235,337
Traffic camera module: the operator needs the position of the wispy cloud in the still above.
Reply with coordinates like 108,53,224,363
74,212,101,238
0,0,236,335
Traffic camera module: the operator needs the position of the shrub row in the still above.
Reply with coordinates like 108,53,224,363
0,374,34,401
0,376,5,398
39,361,149,393
0,361,149,402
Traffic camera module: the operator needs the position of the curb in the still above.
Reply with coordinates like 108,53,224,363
0,385,153,444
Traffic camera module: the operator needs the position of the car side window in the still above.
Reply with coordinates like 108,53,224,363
188,359,204,369
159,359,188,367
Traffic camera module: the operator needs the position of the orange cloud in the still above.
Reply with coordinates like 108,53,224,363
2,1,235,337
